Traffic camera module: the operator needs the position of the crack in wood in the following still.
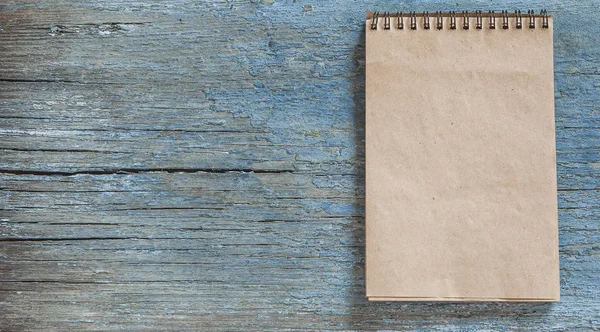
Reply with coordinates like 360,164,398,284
0,78,132,85
0,168,295,176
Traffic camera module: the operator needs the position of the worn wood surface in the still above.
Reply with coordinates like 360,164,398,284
0,0,598,330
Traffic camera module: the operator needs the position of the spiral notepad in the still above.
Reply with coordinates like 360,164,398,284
365,10,559,301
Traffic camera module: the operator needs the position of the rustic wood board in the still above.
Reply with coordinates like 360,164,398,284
0,0,598,330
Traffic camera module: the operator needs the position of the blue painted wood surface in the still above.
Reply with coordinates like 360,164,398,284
0,0,598,330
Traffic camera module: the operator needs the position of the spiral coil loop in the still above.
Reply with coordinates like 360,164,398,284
449,11,456,30
410,11,417,30
397,12,404,30
368,10,549,30
528,10,536,28
502,10,509,29
488,11,496,29
383,12,391,30
371,12,378,30
515,10,522,29
475,10,483,29
541,9,549,28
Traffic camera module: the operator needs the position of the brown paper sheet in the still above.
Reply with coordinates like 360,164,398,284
365,15,559,301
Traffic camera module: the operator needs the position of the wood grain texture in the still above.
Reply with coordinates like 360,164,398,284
0,0,598,330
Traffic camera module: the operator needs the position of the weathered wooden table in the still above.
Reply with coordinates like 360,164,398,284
1,1,598,330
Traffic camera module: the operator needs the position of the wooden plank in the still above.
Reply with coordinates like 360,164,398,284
1,0,598,330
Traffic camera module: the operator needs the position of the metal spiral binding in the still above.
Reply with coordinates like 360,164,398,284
383,12,391,30
371,12,378,30
397,12,404,30
488,11,496,29
541,10,549,28
528,10,535,28
516,10,523,29
475,10,483,29
502,10,509,29
368,10,549,30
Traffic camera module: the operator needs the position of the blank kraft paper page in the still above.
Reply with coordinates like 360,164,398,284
365,13,559,301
